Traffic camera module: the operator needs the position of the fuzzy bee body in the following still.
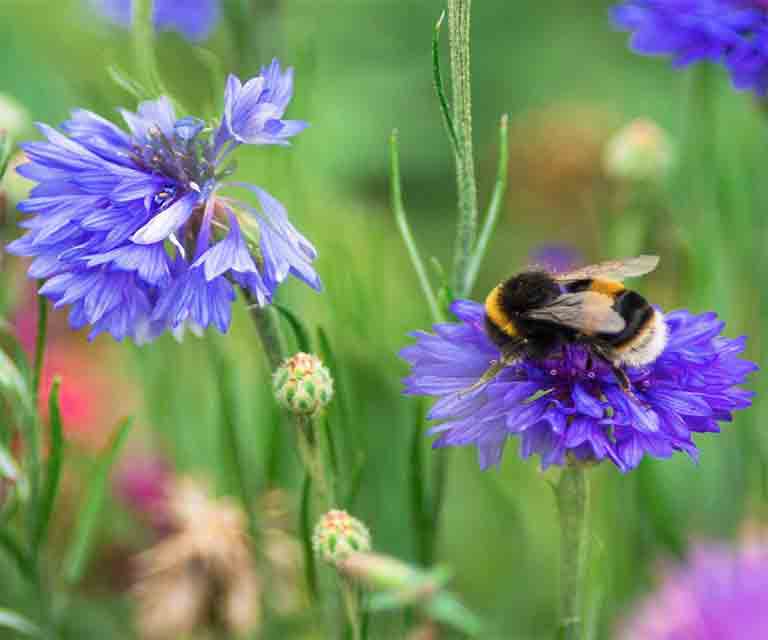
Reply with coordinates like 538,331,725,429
483,256,667,389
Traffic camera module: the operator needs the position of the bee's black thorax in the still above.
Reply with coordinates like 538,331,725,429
499,271,560,314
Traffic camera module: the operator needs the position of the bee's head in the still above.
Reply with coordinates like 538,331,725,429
500,271,560,312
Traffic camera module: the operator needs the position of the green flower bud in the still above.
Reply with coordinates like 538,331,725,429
602,118,675,183
273,352,334,416
312,509,371,565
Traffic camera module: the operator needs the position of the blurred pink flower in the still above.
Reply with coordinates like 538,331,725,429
114,454,174,533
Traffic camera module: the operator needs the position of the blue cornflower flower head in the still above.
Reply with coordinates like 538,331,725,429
400,300,756,471
7,60,318,342
619,535,768,638
611,1,768,95
93,0,221,42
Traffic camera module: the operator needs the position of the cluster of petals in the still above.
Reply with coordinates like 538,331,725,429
8,60,318,342
620,537,768,638
400,300,755,471
612,1,768,95
94,0,221,42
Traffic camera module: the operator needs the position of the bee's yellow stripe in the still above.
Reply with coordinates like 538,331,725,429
589,278,625,297
484,285,518,337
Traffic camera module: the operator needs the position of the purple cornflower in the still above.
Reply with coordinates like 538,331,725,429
8,60,318,342
400,300,755,471
611,1,768,95
619,535,768,638
94,0,221,42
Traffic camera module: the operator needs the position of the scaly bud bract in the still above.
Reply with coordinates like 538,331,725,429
273,352,334,416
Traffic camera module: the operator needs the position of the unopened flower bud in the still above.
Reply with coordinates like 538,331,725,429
312,509,371,565
273,352,334,416
602,118,674,183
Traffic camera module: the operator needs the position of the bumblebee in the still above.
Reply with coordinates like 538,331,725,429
483,255,667,390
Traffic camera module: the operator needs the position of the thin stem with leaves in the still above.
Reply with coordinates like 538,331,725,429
447,0,479,298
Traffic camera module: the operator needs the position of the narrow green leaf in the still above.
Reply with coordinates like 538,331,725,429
424,592,483,637
0,528,34,580
64,418,132,585
32,293,47,408
33,377,64,551
390,131,442,323
300,472,318,602
0,321,32,396
107,66,153,101
465,113,509,293
0,132,12,182
275,304,313,353
0,609,42,637
0,347,33,413
432,10,458,152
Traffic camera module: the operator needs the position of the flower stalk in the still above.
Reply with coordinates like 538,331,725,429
447,0,479,299
555,465,589,640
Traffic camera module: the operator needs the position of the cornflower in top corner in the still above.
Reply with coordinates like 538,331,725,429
400,290,756,472
611,1,768,96
93,0,221,42
7,60,319,342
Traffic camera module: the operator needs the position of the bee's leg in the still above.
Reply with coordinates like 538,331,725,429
499,338,527,366
457,339,526,398
588,344,631,391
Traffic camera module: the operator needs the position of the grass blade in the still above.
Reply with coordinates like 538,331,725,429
300,472,318,602
0,609,42,637
390,130,442,323
64,418,132,585
32,377,64,551
275,303,313,353
0,529,35,581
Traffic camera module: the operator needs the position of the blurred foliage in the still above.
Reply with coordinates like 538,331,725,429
0,0,766,639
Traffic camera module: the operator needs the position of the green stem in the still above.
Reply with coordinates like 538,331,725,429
465,113,509,292
390,131,442,323
32,293,47,407
341,578,363,640
132,0,164,96
247,304,285,372
447,0,478,298
555,465,589,640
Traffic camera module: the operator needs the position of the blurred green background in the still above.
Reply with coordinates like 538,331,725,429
0,1,766,638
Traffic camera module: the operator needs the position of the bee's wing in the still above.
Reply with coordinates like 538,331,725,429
553,255,659,282
523,291,626,334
